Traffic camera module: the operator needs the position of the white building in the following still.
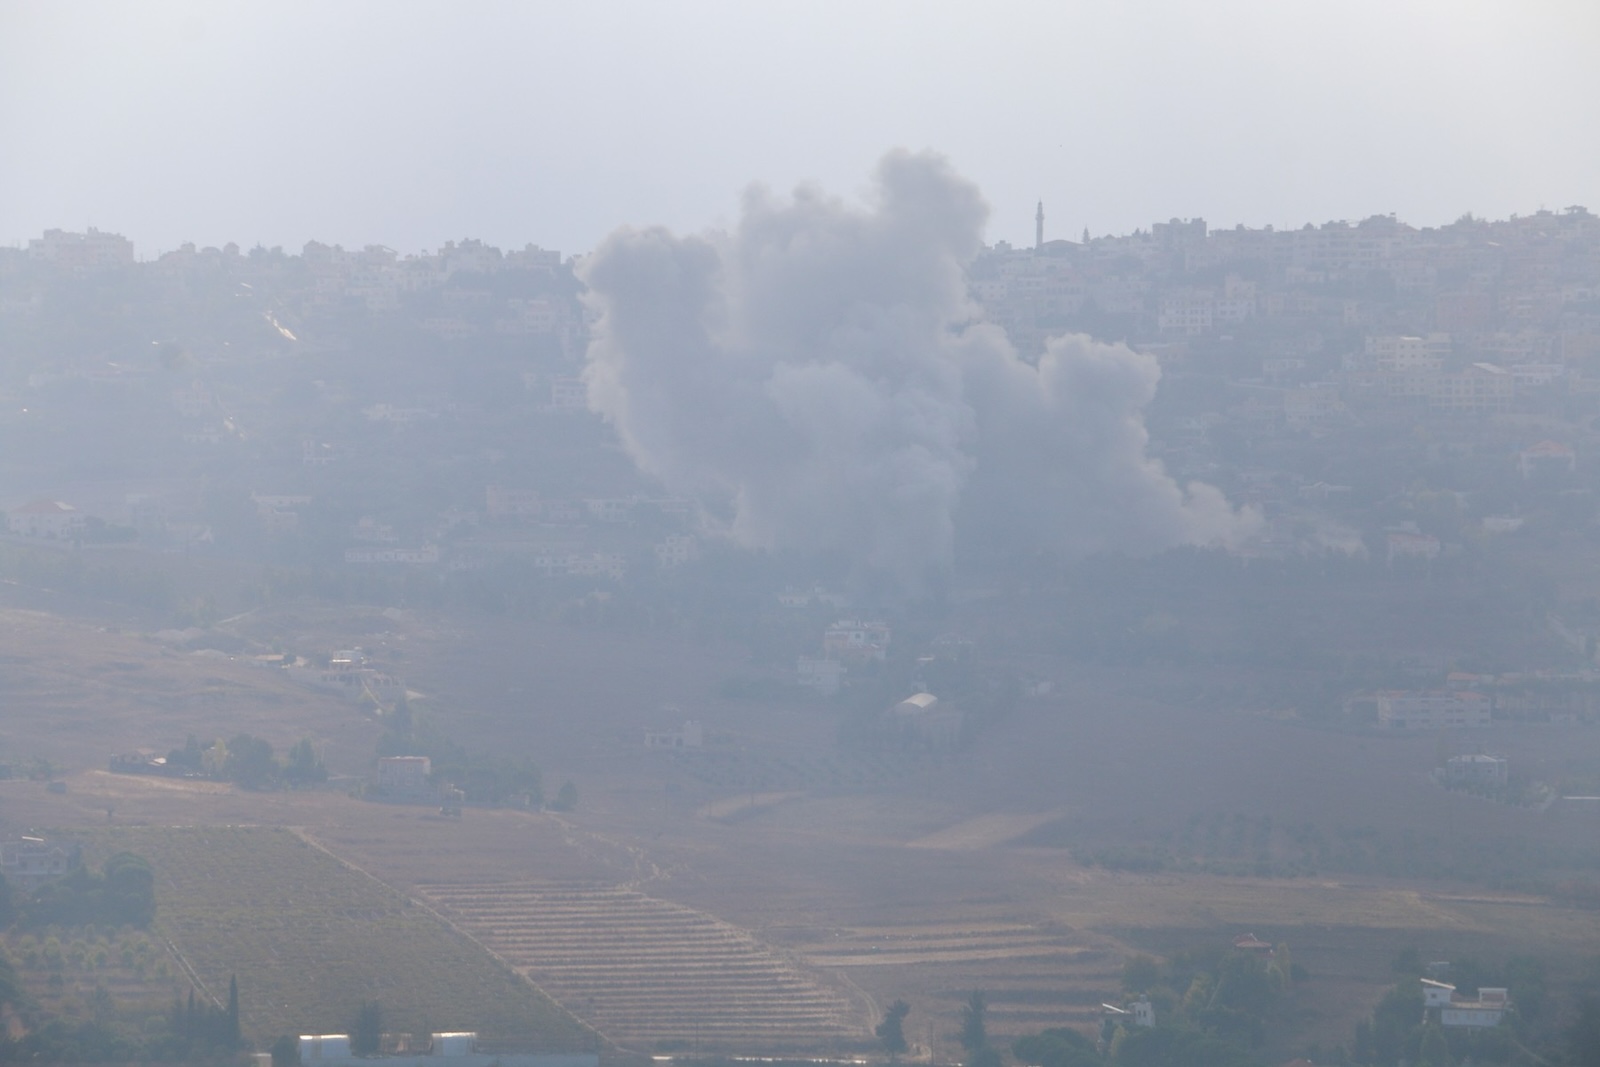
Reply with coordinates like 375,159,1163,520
376,756,432,796
28,228,134,270
550,377,589,410
1283,382,1344,431
1423,981,1511,1028
655,535,697,569
823,620,891,661
0,836,81,892
345,545,440,565
1367,333,1450,373
1377,691,1491,730
1386,531,1441,564
797,656,846,696
1445,753,1509,786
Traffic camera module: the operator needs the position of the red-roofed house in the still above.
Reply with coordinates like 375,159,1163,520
7,499,84,539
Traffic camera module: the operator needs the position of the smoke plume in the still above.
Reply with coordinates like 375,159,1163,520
580,150,1255,581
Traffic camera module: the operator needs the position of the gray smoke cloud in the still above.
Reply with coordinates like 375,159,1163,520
580,150,1256,581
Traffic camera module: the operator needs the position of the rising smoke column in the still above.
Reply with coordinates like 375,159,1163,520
580,150,1255,581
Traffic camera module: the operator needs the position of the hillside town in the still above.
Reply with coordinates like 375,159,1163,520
7,211,1600,719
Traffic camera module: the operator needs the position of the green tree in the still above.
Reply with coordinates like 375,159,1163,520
225,733,279,789
226,974,241,1047
352,1000,383,1056
103,852,156,927
284,738,327,785
271,1033,303,1066
876,999,910,1059
0,952,24,1013
551,780,579,812
1570,997,1600,1067
1122,955,1162,994
1369,979,1424,1065
1417,1024,1450,1067
1014,1027,1101,1067
960,990,988,1053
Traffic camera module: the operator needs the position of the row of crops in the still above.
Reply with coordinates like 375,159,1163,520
419,882,868,1052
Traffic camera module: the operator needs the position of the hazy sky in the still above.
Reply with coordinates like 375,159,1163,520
2,1,1597,259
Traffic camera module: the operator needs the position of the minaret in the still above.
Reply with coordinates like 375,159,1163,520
1035,200,1044,251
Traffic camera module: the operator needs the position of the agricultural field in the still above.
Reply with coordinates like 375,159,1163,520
1,926,178,1037
69,825,598,1053
419,882,870,1053
0,604,378,778
5,591,1600,1062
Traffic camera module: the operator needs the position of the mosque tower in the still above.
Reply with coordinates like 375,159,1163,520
1035,200,1044,251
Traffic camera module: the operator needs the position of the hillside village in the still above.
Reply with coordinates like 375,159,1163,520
7,212,1600,719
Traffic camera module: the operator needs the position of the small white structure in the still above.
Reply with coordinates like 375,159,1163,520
645,720,703,749
432,1032,478,1055
1101,997,1154,1030
1422,978,1455,1009
299,1034,351,1060
888,693,964,747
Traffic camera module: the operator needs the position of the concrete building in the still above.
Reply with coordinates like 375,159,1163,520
376,756,433,796
1377,691,1491,730
0,836,81,891
823,620,891,662
797,656,846,696
645,719,703,749
28,228,135,270
1423,981,1511,1028
1386,531,1441,564
1445,753,1509,786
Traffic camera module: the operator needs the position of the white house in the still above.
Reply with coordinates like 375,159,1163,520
1424,980,1510,1028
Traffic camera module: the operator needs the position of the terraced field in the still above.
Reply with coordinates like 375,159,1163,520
792,920,1122,1039
418,883,870,1052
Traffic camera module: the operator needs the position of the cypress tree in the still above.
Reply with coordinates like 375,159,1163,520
227,975,241,1046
